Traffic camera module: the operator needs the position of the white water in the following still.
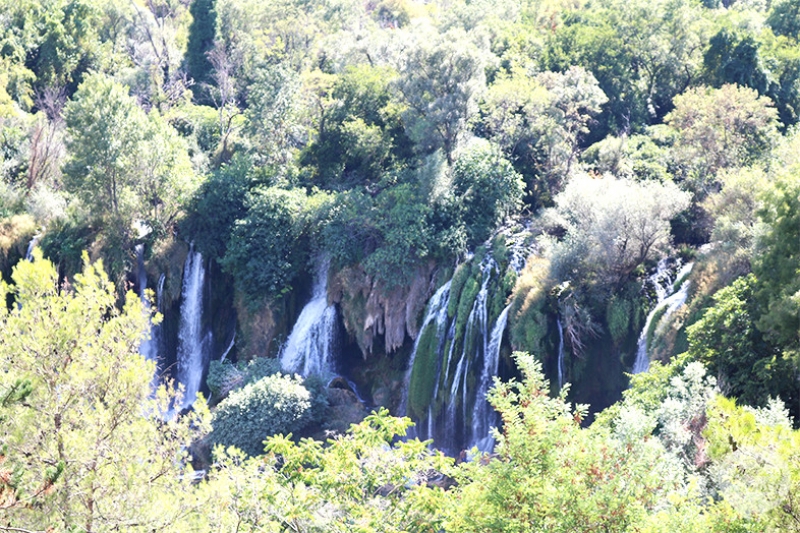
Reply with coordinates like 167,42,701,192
177,247,206,408
471,303,510,451
633,262,694,374
25,234,40,261
280,259,338,377
557,318,565,390
443,257,495,454
399,280,452,419
137,245,158,363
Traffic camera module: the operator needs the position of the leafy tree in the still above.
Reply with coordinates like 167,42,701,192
445,352,686,532
451,140,524,247
665,84,780,188
686,274,795,411
0,250,210,531
705,395,800,531
180,153,252,260
768,0,800,40
64,73,198,229
192,410,447,532
548,173,691,286
397,29,487,165
546,0,706,137
186,0,217,93
301,64,411,189
481,66,607,201
221,187,331,304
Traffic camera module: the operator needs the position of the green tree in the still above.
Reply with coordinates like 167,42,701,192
687,274,794,410
0,250,210,531
186,0,217,93
451,140,524,247
221,187,330,304
665,84,780,188
191,410,447,532
397,29,487,165
549,173,691,286
208,372,324,456
445,352,686,532
64,73,198,229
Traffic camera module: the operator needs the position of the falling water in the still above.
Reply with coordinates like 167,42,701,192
280,259,338,378
633,262,694,374
25,234,40,261
441,257,496,454
471,303,510,452
177,247,206,408
137,245,158,363
557,318,565,390
399,280,452,419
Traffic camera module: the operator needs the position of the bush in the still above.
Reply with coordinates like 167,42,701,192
209,373,318,456
451,140,524,247
206,357,283,401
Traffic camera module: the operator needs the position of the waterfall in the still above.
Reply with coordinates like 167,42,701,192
25,234,39,261
633,262,694,374
280,259,338,378
403,246,527,455
177,247,206,408
399,280,452,419
137,245,158,363
219,331,236,364
471,303,510,452
557,318,565,390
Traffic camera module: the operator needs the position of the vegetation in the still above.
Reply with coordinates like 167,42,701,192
3,0,800,529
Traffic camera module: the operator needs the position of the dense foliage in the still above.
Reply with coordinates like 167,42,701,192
3,0,800,529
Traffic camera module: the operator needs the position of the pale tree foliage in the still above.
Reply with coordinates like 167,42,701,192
481,66,607,189
127,0,194,110
0,250,210,532
397,29,488,165
666,84,780,189
548,173,691,286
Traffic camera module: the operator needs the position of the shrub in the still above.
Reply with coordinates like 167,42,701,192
209,373,317,456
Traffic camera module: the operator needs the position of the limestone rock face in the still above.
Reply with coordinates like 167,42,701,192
329,262,438,357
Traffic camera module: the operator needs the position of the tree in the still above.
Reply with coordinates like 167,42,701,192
445,353,687,532
451,140,524,247
397,29,487,165
208,372,324,456
0,250,210,531
221,187,331,304
64,73,149,219
480,67,607,201
549,173,691,286
186,0,217,93
63,73,198,229
687,274,794,410
191,410,448,532
665,84,779,188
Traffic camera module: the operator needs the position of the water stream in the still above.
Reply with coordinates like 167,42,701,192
177,246,206,408
280,259,338,378
633,261,693,374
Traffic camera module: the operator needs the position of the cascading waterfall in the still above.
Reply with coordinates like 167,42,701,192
470,303,510,452
399,280,452,419
557,318,565,390
633,261,694,374
407,254,516,455
137,245,159,363
177,246,206,408
25,234,39,261
280,259,338,378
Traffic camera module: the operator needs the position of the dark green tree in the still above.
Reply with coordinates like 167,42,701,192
186,0,217,95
